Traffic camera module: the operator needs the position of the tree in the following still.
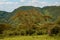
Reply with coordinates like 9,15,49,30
0,24,11,34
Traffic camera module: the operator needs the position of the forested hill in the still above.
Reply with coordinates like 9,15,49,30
0,6,60,36
0,6,60,24
42,6,60,21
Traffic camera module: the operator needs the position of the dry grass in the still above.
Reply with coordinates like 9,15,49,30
0,35,60,40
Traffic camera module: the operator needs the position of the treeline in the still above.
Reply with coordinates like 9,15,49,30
0,17,60,37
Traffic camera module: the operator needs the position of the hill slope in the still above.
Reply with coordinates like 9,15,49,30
0,6,60,26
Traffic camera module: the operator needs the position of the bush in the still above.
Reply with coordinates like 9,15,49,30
48,26,60,36
26,29,35,35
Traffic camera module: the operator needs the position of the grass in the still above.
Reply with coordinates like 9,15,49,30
0,35,60,40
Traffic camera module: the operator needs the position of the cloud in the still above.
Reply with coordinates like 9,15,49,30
0,2,19,4
26,1,60,7
0,0,8,1
39,2,48,7
32,0,39,2
42,2,60,6
26,1,48,7
20,0,25,2
0,0,60,12
54,2,60,6
0,4,20,12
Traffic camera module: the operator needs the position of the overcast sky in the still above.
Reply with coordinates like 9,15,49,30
0,0,60,12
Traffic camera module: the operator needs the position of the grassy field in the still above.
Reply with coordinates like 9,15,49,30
0,35,60,40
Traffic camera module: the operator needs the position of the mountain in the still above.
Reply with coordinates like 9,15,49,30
0,11,10,23
42,6,60,21
0,6,60,26
0,11,15,24
10,6,45,27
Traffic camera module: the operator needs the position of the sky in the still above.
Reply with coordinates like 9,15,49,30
0,0,60,12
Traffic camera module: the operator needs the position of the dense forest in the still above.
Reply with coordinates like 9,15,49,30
0,6,60,37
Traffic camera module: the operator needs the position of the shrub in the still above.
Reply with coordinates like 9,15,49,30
48,26,60,36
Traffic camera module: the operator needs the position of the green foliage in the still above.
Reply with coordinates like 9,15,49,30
55,16,60,25
0,24,11,34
